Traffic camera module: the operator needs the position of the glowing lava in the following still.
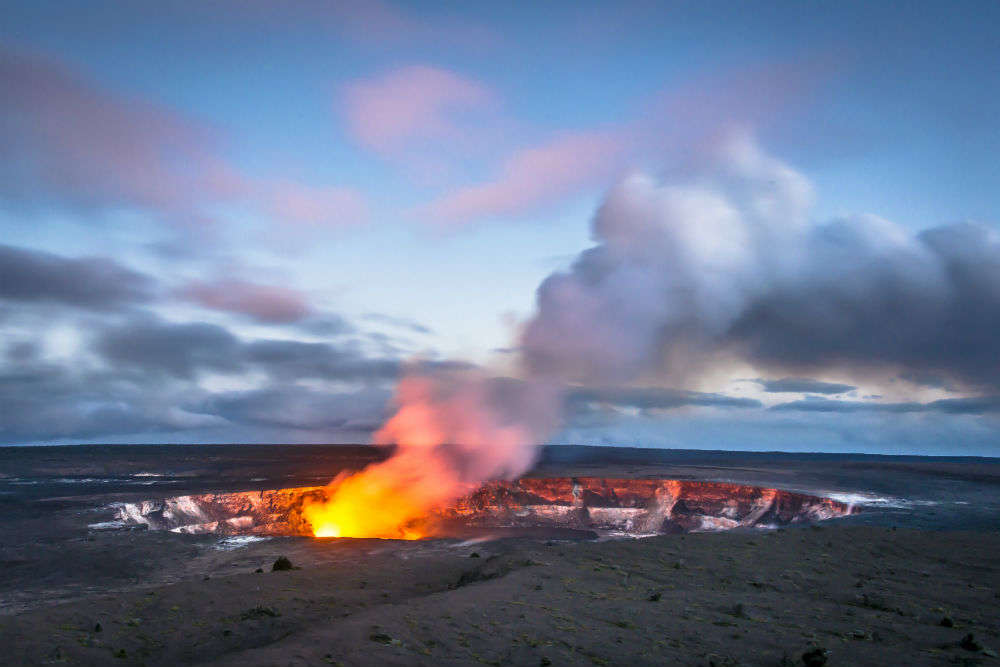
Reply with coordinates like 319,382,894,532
298,370,551,539
299,459,459,540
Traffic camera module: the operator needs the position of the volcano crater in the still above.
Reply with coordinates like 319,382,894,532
109,478,857,540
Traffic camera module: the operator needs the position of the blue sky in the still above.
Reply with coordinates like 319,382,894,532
2,1,999,454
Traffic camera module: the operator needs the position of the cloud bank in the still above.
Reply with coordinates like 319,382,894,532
0,243,420,443
0,244,154,310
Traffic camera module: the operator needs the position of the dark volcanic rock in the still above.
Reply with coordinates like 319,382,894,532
454,555,519,588
272,556,293,571
240,606,279,620
801,646,829,666
961,633,983,651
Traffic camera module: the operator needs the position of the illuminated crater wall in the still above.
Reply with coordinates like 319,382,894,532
113,478,856,538
447,478,855,535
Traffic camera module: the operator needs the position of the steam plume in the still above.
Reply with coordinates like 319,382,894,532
524,133,1000,390
310,133,1000,537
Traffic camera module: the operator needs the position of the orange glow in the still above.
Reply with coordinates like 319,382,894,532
300,371,539,539
300,456,454,539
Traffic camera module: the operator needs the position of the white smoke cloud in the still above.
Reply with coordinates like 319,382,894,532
522,132,1000,392
522,133,814,383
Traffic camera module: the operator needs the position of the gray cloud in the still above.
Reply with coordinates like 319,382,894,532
96,320,243,379
5,341,40,362
1,316,408,442
925,396,1000,415
897,371,954,390
202,385,391,432
755,378,856,394
0,356,391,443
178,279,312,324
727,221,1000,389
93,317,405,381
520,135,1000,395
771,396,1000,415
0,277,451,440
567,386,762,413
362,312,433,334
297,314,356,337
0,243,154,310
553,404,1000,456
0,359,222,442
244,339,400,381
770,399,923,413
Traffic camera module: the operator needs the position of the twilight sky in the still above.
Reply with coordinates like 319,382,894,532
2,1,1000,454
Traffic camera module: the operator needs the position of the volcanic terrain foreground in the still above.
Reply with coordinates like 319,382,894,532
2,526,999,666
3,446,1000,665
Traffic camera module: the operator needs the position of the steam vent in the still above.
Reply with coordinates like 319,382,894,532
114,478,857,539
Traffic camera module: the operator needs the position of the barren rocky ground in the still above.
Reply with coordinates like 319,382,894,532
2,526,999,666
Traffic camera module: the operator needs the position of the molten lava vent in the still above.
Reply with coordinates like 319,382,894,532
113,478,856,540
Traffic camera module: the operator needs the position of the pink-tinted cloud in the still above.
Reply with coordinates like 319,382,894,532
0,47,243,216
415,59,829,227
265,181,369,227
179,279,312,323
0,46,366,231
419,131,627,225
344,65,496,154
